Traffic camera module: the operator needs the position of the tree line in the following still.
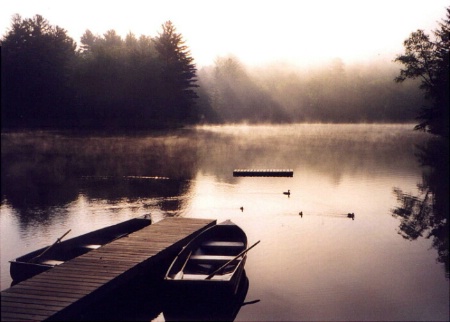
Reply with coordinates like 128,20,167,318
1,15,199,130
1,9,448,133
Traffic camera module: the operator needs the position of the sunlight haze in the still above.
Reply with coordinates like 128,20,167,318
1,0,448,67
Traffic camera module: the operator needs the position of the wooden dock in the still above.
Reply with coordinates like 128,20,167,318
233,169,293,177
1,217,216,321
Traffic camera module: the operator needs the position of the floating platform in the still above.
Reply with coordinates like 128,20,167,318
1,218,216,322
233,169,293,177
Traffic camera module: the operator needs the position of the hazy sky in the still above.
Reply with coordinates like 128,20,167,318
1,0,448,67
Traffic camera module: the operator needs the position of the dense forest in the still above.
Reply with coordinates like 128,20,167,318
1,16,200,129
1,11,448,131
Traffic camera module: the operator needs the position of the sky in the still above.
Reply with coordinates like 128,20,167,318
0,0,448,67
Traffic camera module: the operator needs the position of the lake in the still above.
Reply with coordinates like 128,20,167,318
1,124,448,321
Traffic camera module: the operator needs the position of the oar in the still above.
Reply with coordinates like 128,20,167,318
206,240,260,280
174,251,192,280
29,229,71,263
242,299,261,307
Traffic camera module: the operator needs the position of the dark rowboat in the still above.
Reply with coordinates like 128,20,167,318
164,219,254,297
163,271,250,321
9,214,152,284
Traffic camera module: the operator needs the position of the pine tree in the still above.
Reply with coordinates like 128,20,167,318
154,21,198,124
1,14,77,128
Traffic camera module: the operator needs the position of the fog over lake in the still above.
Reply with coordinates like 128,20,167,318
1,124,448,321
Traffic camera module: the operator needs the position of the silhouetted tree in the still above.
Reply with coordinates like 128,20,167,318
75,29,161,129
153,21,198,124
1,14,211,130
76,29,127,127
395,7,449,138
1,14,77,128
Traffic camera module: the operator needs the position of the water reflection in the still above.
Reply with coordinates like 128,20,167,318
1,131,198,228
162,271,252,321
2,125,448,320
392,138,449,277
75,260,170,321
2,125,427,224
76,269,252,321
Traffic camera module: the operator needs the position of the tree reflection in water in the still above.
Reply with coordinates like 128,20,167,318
392,138,449,277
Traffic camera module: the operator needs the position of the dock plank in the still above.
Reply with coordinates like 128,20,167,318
1,304,58,317
1,291,77,304
9,283,95,296
22,272,107,285
20,278,104,290
1,311,50,321
4,287,84,300
233,168,294,177
1,217,216,321
0,300,64,313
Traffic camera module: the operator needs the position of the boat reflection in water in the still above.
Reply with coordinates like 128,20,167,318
162,270,252,321
77,270,253,321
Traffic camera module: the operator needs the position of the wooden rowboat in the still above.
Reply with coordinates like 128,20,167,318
163,271,250,321
164,219,256,297
9,214,152,284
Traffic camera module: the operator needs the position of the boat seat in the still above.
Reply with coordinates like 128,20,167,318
182,274,232,280
190,255,238,261
40,260,64,266
201,241,245,248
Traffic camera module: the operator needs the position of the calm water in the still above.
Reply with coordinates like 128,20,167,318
1,124,448,321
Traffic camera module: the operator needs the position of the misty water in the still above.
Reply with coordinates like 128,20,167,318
1,124,448,321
